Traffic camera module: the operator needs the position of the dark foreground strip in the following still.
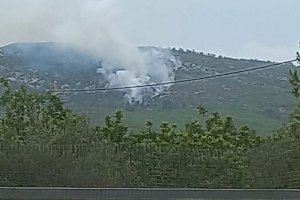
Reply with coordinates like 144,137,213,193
0,187,300,200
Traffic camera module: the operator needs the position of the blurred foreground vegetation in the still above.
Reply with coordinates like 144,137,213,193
0,72,299,188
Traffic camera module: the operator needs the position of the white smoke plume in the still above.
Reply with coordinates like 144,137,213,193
0,0,180,103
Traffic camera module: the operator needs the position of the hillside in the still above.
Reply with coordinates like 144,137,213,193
0,42,296,134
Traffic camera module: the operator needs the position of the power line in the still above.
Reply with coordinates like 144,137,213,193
53,59,297,94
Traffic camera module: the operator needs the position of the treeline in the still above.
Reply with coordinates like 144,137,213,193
0,73,299,188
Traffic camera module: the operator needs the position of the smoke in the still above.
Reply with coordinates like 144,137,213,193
0,0,180,103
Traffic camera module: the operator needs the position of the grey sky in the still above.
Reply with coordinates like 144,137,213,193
0,0,299,61
118,0,299,61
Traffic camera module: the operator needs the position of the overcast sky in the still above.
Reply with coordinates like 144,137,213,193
0,0,299,61
118,0,299,61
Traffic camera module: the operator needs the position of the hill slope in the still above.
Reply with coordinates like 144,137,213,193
0,43,296,134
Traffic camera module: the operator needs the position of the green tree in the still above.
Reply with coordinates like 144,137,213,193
95,110,128,144
0,78,92,145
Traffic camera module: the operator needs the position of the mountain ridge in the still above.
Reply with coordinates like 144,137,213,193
0,42,296,134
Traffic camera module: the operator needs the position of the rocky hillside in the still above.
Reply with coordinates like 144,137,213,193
0,42,296,134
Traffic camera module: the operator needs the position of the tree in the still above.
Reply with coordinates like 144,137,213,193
0,78,92,145
95,110,128,144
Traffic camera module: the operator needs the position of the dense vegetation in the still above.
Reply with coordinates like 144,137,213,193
0,68,299,188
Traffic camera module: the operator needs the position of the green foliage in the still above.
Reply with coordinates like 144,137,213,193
0,79,92,145
0,76,299,188
122,106,261,151
289,70,300,98
287,68,300,141
95,110,128,144
247,66,300,188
